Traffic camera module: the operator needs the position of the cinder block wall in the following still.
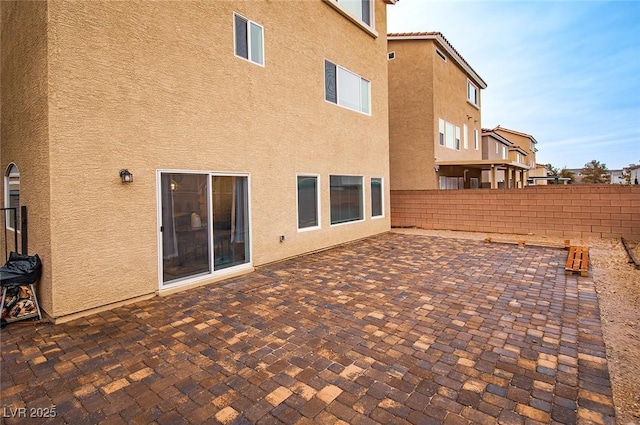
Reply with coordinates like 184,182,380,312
390,185,640,239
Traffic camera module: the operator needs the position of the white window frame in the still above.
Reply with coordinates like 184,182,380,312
496,141,499,154
155,169,253,291
233,12,264,67
336,0,374,28
467,80,479,107
324,60,371,115
296,174,321,232
463,124,468,150
474,129,479,150
4,163,20,232
329,174,365,226
438,119,445,146
502,146,507,159
445,121,455,150
370,177,384,219
439,118,461,151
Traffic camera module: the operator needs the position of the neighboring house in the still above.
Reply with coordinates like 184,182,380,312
527,164,552,185
1,0,395,321
609,170,625,184
624,164,640,185
388,32,486,190
566,169,585,184
480,129,529,188
387,32,530,190
492,126,539,184
566,167,613,184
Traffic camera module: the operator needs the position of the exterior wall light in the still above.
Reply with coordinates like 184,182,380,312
119,169,133,183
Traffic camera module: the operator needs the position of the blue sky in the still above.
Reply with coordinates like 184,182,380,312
387,0,640,171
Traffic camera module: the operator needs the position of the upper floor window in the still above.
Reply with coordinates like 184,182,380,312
325,60,370,115
234,13,264,66
502,145,507,159
4,164,20,231
338,0,372,26
474,129,479,150
467,80,479,106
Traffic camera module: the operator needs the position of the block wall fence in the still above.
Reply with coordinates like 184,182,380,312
390,185,640,240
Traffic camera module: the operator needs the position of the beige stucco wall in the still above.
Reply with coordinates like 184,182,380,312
2,0,391,318
481,135,508,161
431,43,482,164
388,40,434,190
0,2,53,311
388,38,482,190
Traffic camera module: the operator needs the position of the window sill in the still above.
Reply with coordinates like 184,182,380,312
323,0,378,39
466,100,480,110
330,218,365,227
297,225,321,233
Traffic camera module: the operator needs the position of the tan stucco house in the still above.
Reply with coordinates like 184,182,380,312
388,33,541,190
1,0,395,321
480,128,529,188
492,125,540,184
388,32,528,190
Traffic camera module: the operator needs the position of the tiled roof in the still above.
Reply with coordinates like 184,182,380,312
387,31,487,88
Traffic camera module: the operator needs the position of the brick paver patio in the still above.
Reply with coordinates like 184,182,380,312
1,233,615,424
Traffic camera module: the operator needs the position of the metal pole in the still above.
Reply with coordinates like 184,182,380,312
21,206,27,255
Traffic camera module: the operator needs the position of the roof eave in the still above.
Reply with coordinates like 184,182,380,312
387,33,487,89
482,131,513,147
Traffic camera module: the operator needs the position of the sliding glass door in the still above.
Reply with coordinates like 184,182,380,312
212,176,250,270
160,172,250,286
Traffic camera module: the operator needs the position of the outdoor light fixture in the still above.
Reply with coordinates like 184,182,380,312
119,169,133,183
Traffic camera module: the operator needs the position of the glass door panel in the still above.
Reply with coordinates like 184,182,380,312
161,173,210,283
212,176,250,270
